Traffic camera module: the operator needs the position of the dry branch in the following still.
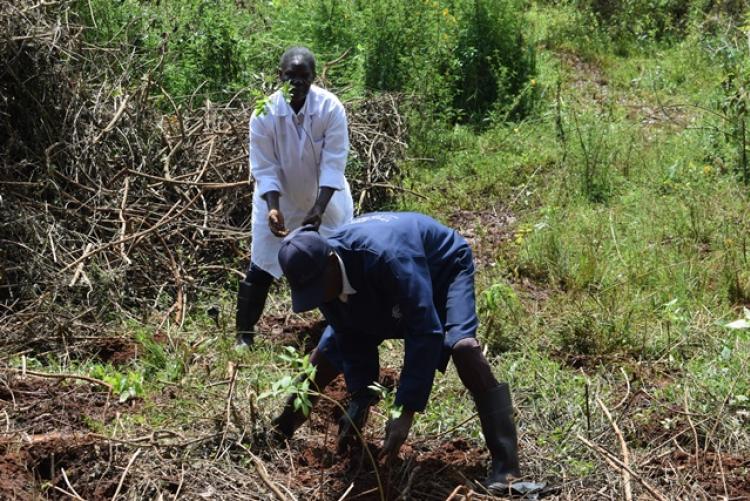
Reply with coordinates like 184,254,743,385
577,434,668,501
0,0,408,359
596,397,633,501
9,367,113,391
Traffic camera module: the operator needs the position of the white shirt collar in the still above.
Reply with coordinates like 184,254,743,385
334,251,356,302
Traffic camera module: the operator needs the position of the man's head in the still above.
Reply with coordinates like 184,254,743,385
278,47,316,108
278,227,341,313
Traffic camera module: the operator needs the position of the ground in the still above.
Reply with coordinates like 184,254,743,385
4,304,748,499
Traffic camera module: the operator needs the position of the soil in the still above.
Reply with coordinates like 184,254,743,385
285,435,488,501
261,315,328,353
3,317,747,499
89,336,140,365
0,374,132,499
448,208,515,268
657,449,750,499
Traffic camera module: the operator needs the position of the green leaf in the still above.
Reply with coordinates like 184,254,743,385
389,404,403,420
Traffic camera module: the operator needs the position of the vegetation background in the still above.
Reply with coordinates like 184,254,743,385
1,0,749,499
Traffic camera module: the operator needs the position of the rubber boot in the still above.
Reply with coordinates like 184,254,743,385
337,388,378,453
271,392,310,439
235,279,271,347
270,350,341,440
475,383,545,496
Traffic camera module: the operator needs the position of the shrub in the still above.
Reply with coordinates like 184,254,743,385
452,0,536,123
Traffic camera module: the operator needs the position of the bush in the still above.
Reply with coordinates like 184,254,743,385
553,0,750,52
76,0,263,100
453,0,536,123
73,0,537,144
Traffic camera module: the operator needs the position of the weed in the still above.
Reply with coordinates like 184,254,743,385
479,281,527,353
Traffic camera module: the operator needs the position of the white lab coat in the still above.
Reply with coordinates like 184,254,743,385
249,84,354,278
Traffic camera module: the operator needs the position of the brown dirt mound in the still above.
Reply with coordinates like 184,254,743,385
91,336,140,365
261,315,328,353
1,375,135,433
656,450,750,499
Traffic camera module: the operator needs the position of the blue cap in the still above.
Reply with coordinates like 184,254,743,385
278,226,333,313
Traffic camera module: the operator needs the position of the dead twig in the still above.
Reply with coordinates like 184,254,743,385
111,448,143,500
577,434,668,501
9,367,113,392
238,443,292,501
92,93,131,144
60,189,204,273
60,468,86,501
596,397,632,501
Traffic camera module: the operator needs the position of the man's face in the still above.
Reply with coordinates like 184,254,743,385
279,56,314,105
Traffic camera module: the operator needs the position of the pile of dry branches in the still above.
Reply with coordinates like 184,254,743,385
0,0,408,357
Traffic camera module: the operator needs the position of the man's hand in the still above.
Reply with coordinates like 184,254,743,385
379,410,415,464
301,205,323,230
268,208,288,237
302,187,335,230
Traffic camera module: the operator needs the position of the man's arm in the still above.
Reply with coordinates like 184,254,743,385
383,255,444,413
249,112,281,197
303,101,348,228
377,254,443,462
249,112,287,236
301,186,335,229
318,102,349,191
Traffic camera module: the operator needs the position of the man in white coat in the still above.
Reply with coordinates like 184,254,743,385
236,47,354,346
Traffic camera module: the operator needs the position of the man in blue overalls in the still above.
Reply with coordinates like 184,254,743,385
272,212,542,494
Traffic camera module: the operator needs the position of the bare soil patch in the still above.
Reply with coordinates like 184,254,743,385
261,315,328,353
0,374,134,499
283,436,487,500
448,208,516,268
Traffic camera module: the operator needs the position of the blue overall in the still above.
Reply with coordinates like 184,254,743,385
315,212,478,412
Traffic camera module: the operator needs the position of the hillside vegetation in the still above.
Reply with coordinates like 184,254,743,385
1,0,749,499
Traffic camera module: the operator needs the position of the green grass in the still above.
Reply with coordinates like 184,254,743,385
393,15,750,483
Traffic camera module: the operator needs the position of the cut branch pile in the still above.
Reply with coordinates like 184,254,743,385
0,0,408,357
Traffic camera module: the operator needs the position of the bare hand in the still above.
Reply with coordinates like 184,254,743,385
268,209,288,237
378,411,415,464
301,205,323,230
